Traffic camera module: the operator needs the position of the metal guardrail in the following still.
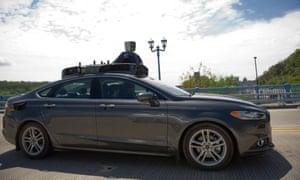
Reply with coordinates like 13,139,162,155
186,84,300,105
0,95,11,110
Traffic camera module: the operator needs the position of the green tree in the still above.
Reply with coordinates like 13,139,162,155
259,49,300,84
0,81,48,95
180,63,239,88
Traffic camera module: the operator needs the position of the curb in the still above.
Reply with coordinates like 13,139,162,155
260,104,300,109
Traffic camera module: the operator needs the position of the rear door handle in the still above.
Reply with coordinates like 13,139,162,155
99,104,107,108
43,104,56,108
98,104,115,109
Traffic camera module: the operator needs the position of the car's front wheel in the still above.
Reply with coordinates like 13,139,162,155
19,122,51,159
183,123,234,169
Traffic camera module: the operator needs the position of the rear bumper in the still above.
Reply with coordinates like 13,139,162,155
2,115,17,146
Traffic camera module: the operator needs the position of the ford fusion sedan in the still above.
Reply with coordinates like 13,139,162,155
2,73,273,170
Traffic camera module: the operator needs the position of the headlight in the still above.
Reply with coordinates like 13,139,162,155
230,111,266,120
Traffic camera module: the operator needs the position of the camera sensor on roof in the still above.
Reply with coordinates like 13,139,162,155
61,41,148,79
125,41,136,52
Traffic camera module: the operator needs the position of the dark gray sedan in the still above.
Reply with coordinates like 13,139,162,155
2,73,273,169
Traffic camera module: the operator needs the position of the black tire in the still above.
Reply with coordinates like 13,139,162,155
183,123,234,170
19,122,51,159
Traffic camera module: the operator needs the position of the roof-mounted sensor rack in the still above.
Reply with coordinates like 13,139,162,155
62,62,148,79
61,41,149,79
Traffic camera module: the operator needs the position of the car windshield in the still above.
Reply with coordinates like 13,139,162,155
142,78,191,96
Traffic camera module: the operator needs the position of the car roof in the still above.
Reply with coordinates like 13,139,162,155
62,72,139,81
61,63,148,79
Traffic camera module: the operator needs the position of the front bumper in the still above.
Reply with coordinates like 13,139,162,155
234,118,274,156
241,141,274,157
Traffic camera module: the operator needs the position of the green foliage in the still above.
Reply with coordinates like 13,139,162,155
181,49,300,88
180,63,239,88
259,49,300,84
0,81,48,96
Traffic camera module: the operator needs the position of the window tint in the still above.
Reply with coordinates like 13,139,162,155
38,87,53,97
100,77,158,99
143,78,190,96
39,79,92,98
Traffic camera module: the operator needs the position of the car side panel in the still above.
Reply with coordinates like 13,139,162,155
166,100,273,156
40,98,98,148
95,99,168,153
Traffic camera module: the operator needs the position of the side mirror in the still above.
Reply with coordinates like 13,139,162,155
137,92,160,107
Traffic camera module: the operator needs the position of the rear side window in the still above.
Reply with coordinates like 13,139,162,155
39,79,92,99
38,88,53,97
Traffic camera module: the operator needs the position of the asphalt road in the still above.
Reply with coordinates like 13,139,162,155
0,109,300,180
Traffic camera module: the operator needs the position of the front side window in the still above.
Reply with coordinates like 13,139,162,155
142,78,190,96
100,77,158,99
39,79,92,98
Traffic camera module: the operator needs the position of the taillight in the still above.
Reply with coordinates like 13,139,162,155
5,102,26,112
4,101,13,112
4,102,15,112
4,102,10,112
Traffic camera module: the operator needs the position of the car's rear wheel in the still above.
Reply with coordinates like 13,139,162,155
183,123,234,169
19,122,51,159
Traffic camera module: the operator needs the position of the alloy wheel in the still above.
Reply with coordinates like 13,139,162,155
21,126,46,156
188,128,227,167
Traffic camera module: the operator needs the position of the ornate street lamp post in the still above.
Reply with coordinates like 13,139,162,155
254,56,258,86
148,38,167,80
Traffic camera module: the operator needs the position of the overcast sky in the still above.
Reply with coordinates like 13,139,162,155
0,0,300,86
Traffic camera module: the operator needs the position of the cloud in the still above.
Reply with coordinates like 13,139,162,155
0,0,34,23
2,0,241,42
0,0,299,85
0,57,12,66
0,0,244,50
151,9,300,85
178,0,242,37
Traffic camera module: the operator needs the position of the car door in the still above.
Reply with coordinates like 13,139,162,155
39,78,97,148
95,77,168,153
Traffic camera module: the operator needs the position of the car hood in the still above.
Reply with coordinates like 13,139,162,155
190,93,257,107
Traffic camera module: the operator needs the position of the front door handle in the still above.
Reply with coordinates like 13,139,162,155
98,104,115,109
43,104,56,108
106,104,115,108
